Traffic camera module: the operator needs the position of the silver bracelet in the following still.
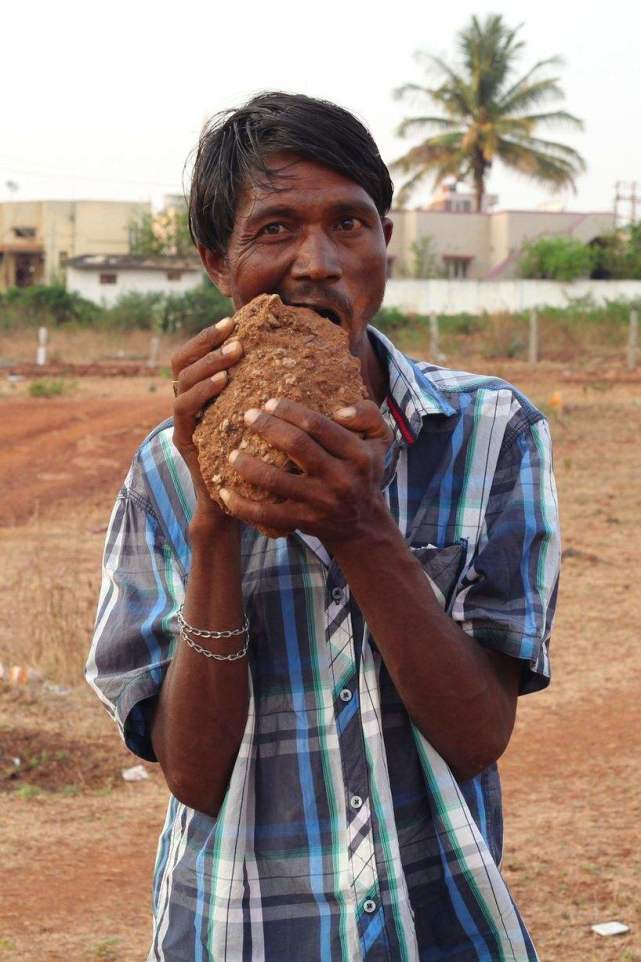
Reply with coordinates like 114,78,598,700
177,604,249,639
180,627,249,662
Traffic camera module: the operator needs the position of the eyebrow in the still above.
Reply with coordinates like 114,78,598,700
243,198,377,228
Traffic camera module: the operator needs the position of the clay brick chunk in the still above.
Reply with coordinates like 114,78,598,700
193,293,368,537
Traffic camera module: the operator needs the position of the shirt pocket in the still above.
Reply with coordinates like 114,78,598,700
409,539,467,613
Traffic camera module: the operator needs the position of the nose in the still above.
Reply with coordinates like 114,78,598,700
290,228,342,282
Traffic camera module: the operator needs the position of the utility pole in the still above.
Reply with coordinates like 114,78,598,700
614,181,640,227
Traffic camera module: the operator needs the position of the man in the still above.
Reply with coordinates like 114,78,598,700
87,92,560,961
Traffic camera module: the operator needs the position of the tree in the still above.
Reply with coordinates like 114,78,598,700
129,207,194,257
590,225,641,279
393,14,586,212
408,236,442,278
519,236,595,281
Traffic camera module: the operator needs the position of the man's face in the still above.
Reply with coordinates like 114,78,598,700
202,154,393,363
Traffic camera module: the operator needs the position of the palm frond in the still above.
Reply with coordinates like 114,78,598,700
497,138,583,189
516,110,584,131
503,133,586,168
497,55,564,104
396,115,461,138
497,76,565,116
393,82,431,103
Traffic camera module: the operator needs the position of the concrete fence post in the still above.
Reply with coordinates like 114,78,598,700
429,312,440,360
36,327,48,366
528,310,539,365
148,335,160,369
628,309,638,370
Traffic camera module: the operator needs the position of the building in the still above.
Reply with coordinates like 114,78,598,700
0,199,150,290
388,184,614,280
66,254,204,306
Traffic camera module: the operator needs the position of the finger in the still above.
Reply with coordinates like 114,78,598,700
173,370,228,446
242,408,330,474
177,337,243,393
332,400,391,441
170,316,235,377
259,398,364,461
219,486,310,534
228,450,324,504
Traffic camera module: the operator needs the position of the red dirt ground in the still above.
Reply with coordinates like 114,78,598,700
0,366,640,961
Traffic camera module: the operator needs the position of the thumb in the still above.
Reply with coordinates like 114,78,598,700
332,400,391,441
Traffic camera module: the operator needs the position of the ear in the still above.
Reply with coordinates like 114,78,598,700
198,243,232,297
382,217,393,247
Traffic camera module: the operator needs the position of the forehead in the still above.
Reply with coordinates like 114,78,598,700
234,154,377,223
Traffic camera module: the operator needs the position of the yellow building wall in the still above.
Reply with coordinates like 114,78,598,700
0,199,150,288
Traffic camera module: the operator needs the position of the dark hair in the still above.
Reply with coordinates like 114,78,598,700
188,92,394,254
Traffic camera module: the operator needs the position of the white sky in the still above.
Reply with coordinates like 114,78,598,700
1,0,639,214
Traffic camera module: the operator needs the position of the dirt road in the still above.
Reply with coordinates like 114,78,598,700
1,370,640,961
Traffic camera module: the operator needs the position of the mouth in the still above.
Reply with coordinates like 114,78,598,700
287,300,344,327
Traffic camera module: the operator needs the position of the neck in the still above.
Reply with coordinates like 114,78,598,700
359,333,389,406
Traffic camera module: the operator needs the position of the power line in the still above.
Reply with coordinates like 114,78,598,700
0,157,183,190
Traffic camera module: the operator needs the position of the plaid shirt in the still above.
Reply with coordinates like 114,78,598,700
87,327,560,962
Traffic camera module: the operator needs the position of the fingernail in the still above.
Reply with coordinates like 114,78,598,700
244,409,260,424
335,406,356,419
222,339,241,355
211,370,227,385
228,450,239,464
215,316,232,329
264,398,278,412
219,488,230,503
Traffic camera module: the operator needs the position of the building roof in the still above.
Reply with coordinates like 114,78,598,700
66,254,202,272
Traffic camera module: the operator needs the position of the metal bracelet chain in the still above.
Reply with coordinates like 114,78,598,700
180,627,249,662
177,604,249,638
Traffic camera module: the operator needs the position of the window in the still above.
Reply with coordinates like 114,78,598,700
443,256,472,279
99,273,117,285
166,270,183,281
13,226,36,239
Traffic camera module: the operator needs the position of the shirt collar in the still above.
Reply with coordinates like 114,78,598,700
367,326,456,447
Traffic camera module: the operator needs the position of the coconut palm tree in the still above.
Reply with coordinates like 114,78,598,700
392,14,586,211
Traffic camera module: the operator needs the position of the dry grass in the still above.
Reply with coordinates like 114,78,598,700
0,511,105,687
11,561,99,686
0,325,180,367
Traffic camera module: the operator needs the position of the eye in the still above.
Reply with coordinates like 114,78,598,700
337,217,363,232
259,222,287,237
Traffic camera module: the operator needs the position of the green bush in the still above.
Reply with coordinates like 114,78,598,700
93,281,232,335
28,378,75,398
100,291,165,331
591,224,641,279
519,236,595,281
371,306,414,334
163,281,233,335
0,284,99,328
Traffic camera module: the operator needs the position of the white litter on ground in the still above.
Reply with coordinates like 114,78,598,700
121,764,150,782
591,922,629,937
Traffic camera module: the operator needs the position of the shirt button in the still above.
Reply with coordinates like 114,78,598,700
331,586,344,603
350,795,363,810
363,899,377,914
339,688,352,702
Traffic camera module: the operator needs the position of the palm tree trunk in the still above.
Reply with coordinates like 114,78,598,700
473,165,485,213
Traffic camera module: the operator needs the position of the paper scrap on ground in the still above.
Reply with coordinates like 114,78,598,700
591,922,629,937
121,764,150,782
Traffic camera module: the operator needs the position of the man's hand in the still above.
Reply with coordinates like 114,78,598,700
170,316,243,528
218,398,393,543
